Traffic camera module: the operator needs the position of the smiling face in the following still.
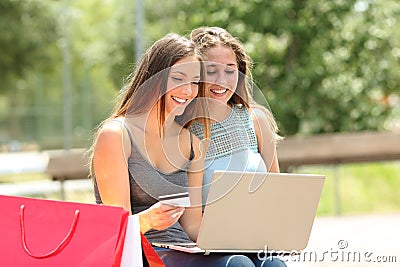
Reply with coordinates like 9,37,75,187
204,45,239,105
164,56,201,116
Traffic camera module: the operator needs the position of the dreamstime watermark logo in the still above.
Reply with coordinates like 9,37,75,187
257,240,398,264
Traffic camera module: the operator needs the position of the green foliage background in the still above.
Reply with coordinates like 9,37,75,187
0,0,399,149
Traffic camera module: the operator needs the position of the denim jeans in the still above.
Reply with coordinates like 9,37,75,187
155,248,287,267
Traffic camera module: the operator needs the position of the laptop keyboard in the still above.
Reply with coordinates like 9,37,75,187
172,243,197,248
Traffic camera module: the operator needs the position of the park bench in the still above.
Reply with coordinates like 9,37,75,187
276,130,400,214
45,131,400,210
277,130,400,172
45,148,90,200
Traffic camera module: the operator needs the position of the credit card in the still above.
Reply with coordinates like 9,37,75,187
159,192,191,207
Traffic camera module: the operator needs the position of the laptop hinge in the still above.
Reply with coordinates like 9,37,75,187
204,250,211,256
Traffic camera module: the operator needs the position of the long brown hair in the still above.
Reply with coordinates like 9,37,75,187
114,33,201,125
89,33,209,178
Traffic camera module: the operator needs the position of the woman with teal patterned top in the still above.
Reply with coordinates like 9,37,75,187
189,26,285,267
189,26,282,207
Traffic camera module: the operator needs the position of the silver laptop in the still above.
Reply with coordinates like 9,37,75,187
153,171,325,255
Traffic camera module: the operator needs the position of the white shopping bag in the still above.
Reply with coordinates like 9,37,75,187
121,215,143,267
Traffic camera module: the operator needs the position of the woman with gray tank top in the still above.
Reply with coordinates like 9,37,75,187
89,33,271,266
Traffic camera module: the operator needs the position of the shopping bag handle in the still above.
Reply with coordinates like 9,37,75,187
19,205,80,258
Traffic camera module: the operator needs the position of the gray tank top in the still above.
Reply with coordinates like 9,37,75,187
93,119,193,243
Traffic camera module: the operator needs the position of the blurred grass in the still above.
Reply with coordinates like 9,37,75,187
296,161,400,216
0,172,49,183
0,172,95,204
1,161,400,215
46,189,95,204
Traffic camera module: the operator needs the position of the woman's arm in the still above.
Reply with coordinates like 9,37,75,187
251,107,280,173
93,121,132,211
179,132,204,241
94,121,184,233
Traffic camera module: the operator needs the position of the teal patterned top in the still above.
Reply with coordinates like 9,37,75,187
189,104,267,206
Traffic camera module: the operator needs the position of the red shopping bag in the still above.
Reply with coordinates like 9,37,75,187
0,195,128,267
121,215,166,267
141,233,166,267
